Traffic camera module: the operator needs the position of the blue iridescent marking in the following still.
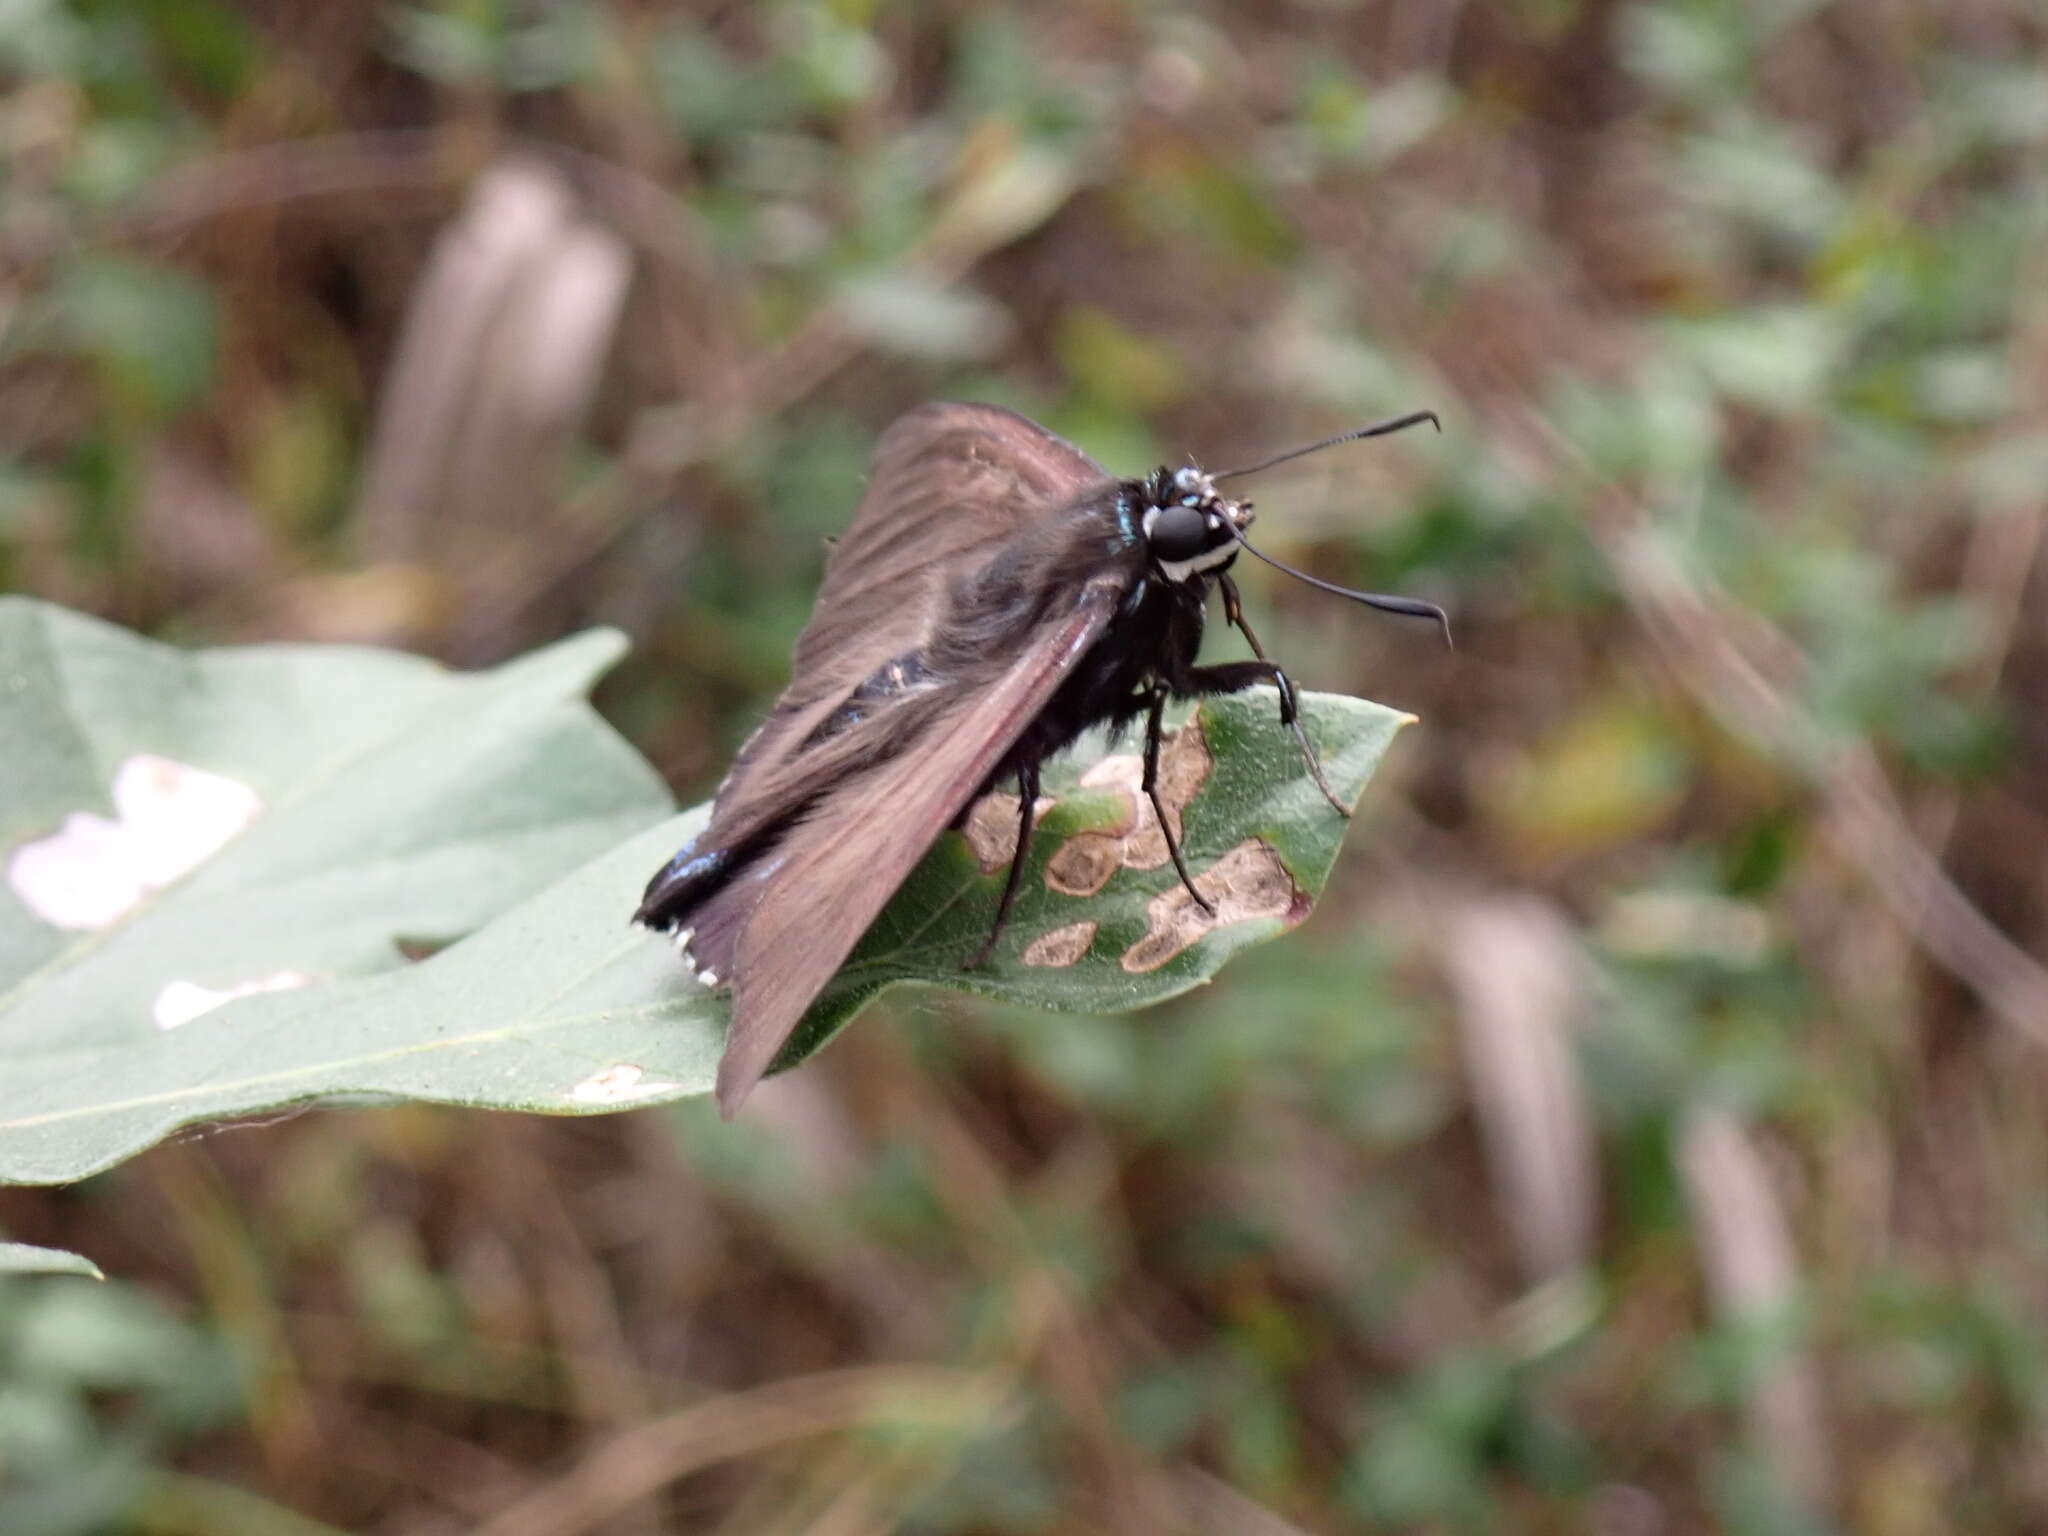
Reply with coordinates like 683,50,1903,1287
656,846,728,886
1114,494,1140,546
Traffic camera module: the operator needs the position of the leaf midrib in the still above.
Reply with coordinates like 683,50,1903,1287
0,929,688,1140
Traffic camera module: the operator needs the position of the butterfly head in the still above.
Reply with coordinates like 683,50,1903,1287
1139,465,1251,584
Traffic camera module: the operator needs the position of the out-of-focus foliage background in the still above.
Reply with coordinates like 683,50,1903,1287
4,0,2047,1530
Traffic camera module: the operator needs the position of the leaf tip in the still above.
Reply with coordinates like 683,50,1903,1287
0,1243,106,1280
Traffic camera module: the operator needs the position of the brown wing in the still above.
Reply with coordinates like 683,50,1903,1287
637,403,1108,929
791,402,1107,683
710,580,1123,1114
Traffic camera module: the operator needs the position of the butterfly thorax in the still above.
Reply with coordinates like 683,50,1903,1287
978,484,1220,780
993,559,1207,771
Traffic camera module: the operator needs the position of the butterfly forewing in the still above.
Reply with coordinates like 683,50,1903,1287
636,404,1112,933
637,405,1133,1111
713,581,1123,1111
791,403,1108,683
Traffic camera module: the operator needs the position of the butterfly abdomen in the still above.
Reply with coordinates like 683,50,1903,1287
635,823,788,988
633,841,739,932
635,645,957,956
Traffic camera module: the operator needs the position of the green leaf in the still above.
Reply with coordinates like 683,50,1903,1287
0,598,670,1179
0,684,1408,1184
0,1243,103,1279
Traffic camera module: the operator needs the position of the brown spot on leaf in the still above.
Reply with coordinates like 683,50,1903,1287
962,792,1053,873
1022,920,1097,967
1110,717,1210,869
1045,717,1214,889
1044,833,1122,896
1043,756,1144,894
1077,752,1145,798
1119,838,1305,973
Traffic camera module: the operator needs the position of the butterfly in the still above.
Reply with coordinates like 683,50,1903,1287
637,402,1446,1114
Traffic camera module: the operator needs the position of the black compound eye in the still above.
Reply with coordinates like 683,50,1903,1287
1149,503,1212,563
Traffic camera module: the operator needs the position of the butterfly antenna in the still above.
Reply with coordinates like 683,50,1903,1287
1212,409,1440,482
1232,532,1453,649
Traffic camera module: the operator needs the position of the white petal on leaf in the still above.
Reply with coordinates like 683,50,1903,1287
8,755,264,931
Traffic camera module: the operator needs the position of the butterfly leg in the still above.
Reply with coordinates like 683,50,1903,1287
1214,573,1349,818
1182,656,1351,818
966,761,1040,970
1145,684,1216,915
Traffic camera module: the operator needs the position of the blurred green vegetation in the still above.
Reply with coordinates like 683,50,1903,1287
4,0,2047,1530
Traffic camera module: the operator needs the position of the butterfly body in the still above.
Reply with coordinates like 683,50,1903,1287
990,531,1216,776
637,403,1440,1113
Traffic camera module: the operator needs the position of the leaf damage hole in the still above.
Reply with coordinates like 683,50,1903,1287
154,971,314,1031
7,755,265,931
961,792,1055,873
1120,838,1306,974
1044,715,1213,894
1042,830,1123,897
1022,920,1097,968
567,1064,682,1105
